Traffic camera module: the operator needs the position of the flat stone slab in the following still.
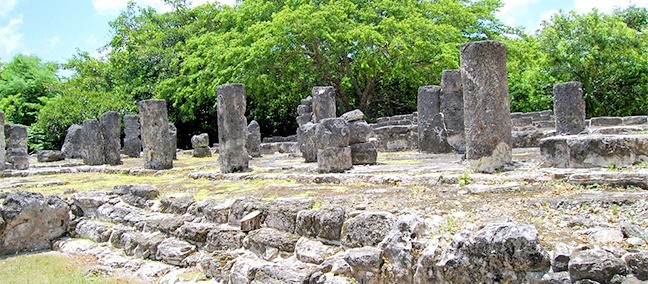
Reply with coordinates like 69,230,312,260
540,134,648,168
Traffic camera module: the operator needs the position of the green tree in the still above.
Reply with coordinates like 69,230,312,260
538,8,648,116
0,54,60,126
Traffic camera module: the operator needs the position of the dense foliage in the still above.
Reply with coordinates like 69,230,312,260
0,1,646,151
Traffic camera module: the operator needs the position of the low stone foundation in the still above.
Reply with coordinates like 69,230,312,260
540,134,648,168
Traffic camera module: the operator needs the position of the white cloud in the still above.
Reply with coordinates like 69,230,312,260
574,0,648,14
496,0,540,27
0,0,18,19
0,15,23,57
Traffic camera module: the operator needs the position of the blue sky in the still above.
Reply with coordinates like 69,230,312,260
1,0,647,64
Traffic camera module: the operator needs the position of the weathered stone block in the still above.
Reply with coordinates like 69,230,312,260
37,150,65,163
341,109,364,122
340,211,395,247
590,116,623,127
350,142,377,165
461,40,512,173
101,111,122,165
191,133,210,149
317,147,352,173
62,124,83,159
315,118,350,148
217,84,249,173
246,120,261,158
0,112,5,170
348,121,372,144
441,69,466,153
540,134,648,168
553,81,586,135
192,147,212,158
297,123,318,163
138,99,173,170
81,119,105,166
312,86,336,122
123,115,141,158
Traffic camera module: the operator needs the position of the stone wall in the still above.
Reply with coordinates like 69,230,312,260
370,113,419,152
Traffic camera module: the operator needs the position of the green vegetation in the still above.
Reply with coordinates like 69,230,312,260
1,2,646,151
0,253,128,284
458,170,472,187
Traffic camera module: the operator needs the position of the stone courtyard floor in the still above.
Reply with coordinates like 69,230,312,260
2,148,647,250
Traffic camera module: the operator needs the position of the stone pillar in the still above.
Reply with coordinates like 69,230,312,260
61,124,83,159
191,133,211,158
169,123,178,160
138,99,173,170
246,120,261,158
217,83,249,173
461,40,512,173
297,123,318,163
316,118,352,173
441,69,466,153
123,115,141,158
100,111,122,165
5,124,29,170
81,119,104,166
312,86,336,123
0,112,5,171
296,96,313,126
553,81,586,135
418,85,452,153
343,109,377,165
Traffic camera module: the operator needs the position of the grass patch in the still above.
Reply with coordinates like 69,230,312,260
0,252,127,284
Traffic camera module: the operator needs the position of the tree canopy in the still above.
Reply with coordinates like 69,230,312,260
1,1,646,151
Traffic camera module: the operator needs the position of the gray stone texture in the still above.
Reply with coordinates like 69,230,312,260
0,112,4,171
62,124,83,159
4,124,29,170
296,96,313,126
553,81,586,135
418,86,452,153
317,146,352,173
461,40,512,172
341,109,365,122
315,118,350,149
246,120,261,158
590,116,623,127
441,69,466,153
348,120,373,145
0,192,69,255
36,150,65,163
169,123,177,159
81,119,105,166
540,134,648,168
297,123,318,163
217,84,249,173
191,133,211,158
350,142,377,165
100,111,122,165
123,115,141,158
138,99,173,170
568,248,627,283
312,86,336,123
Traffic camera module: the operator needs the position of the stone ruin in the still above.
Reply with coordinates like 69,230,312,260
80,111,123,166
191,133,211,158
4,123,29,170
0,112,5,171
246,120,261,158
61,123,83,159
123,114,142,158
139,99,174,170
217,83,249,173
417,85,453,154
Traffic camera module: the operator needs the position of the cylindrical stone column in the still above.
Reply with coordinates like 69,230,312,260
461,40,512,173
81,119,105,166
441,69,465,153
123,115,141,158
138,99,173,170
553,81,586,135
312,86,336,122
418,85,452,153
101,111,122,165
0,112,5,171
217,83,249,173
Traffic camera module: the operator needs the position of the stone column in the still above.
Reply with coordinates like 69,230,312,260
441,69,466,153
100,111,122,165
316,118,352,173
123,115,141,158
169,123,178,160
138,99,173,170
247,120,261,158
461,40,512,173
312,86,336,123
61,124,83,159
553,81,586,135
0,112,5,171
5,124,29,170
417,85,452,153
296,96,313,126
81,119,105,166
217,83,249,173
297,123,318,163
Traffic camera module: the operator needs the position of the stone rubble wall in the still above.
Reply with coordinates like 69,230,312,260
370,112,648,152
0,187,646,283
